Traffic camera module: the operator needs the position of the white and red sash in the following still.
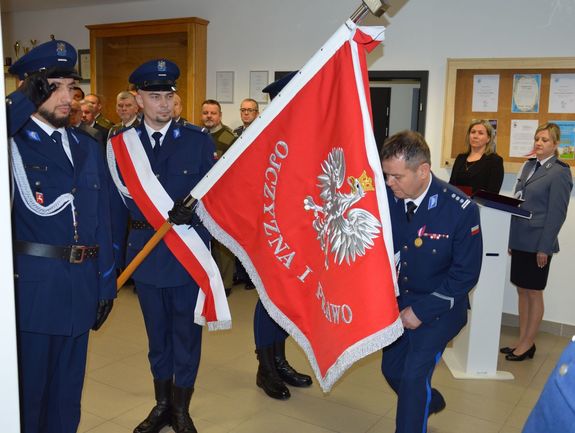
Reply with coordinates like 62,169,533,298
109,129,231,330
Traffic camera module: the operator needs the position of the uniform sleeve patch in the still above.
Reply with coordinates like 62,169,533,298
471,224,480,236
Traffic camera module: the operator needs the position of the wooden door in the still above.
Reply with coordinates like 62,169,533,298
86,17,208,125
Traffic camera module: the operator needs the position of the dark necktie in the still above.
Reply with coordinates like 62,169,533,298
528,160,541,181
533,160,541,173
406,201,417,222
152,131,163,158
51,131,71,168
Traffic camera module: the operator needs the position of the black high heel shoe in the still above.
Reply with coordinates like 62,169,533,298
505,344,536,361
499,346,515,354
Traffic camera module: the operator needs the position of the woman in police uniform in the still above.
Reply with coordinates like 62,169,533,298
503,123,572,361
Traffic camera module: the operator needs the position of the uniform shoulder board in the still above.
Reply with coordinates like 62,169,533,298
440,181,472,210
179,121,207,134
556,159,569,168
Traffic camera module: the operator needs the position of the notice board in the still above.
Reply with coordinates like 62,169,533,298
442,58,575,175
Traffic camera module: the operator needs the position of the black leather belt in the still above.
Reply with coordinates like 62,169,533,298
15,240,99,264
130,220,154,230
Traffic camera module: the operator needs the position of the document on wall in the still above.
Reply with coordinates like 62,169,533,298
551,120,575,160
511,74,541,113
509,119,539,158
472,74,500,112
549,74,575,114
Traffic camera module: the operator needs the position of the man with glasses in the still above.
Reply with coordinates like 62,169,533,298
234,98,259,136
232,98,259,290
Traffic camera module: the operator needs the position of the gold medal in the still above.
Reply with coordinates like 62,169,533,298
414,237,423,247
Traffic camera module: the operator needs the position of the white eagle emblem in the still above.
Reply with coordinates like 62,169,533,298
304,148,381,269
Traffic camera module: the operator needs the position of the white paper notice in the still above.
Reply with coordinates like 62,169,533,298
512,74,541,113
509,119,539,158
472,74,500,112
549,74,575,113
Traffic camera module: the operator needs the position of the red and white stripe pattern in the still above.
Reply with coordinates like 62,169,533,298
110,129,231,330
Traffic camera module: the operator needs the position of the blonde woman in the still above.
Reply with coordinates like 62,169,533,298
449,119,504,194
502,123,572,361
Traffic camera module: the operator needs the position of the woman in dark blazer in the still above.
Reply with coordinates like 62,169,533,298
502,122,572,361
449,119,504,194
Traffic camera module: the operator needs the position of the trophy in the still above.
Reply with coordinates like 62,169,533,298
30,39,37,49
14,40,20,59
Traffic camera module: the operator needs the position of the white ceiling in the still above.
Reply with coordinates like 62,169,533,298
0,0,144,13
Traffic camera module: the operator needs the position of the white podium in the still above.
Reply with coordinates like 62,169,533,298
443,191,530,380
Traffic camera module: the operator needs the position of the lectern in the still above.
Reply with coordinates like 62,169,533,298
443,190,531,380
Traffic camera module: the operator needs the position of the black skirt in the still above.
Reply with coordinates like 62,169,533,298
510,249,552,290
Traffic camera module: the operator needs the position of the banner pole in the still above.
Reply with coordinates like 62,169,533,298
116,197,197,290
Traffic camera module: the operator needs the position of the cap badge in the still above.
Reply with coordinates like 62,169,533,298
157,60,167,72
56,42,67,57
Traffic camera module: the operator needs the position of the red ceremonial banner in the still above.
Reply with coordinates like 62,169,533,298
194,21,402,391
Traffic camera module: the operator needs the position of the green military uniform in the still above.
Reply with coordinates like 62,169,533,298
95,113,114,130
209,124,237,292
210,124,237,159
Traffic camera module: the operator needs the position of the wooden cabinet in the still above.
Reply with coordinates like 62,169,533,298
86,17,208,125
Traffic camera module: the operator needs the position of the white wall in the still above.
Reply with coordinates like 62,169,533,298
2,0,574,325
0,16,22,432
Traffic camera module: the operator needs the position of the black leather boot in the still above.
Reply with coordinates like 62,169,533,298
273,340,313,387
256,346,290,400
133,379,172,433
171,386,197,433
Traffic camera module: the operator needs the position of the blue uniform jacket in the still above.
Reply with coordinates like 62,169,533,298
523,339,575,433
110,119,215,288
10,91,116,337
388,175,483,324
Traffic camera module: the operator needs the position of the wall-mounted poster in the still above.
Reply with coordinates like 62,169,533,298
472,74,500,112
552,120,575,160
549,74,575,114
511,74,541,113
249,71,269,104
216,71,234,104
509,119,539,157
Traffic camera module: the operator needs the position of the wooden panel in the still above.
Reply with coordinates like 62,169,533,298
442,58,575,175
87,17,208,125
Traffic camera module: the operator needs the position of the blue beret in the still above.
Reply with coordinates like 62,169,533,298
262,71,298,100
9,40,80,80
129,59,180,91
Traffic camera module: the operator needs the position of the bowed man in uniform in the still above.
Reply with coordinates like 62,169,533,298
380,130,483,433
107,59,216,433
6,40,116,433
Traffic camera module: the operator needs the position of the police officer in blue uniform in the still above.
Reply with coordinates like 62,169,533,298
379,131,483,433
7,40,116,433
523,336,575,433
108,59,214,433
252,72,313,400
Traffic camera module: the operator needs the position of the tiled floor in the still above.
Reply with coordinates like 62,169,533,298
79,286,570,433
